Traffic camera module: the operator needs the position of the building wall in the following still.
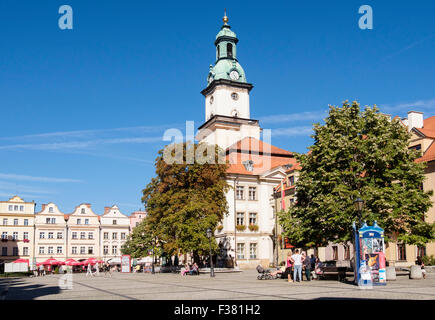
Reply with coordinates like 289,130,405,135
35,203,67,262
100,205,130,262
129,211,146,231
0,196,35,264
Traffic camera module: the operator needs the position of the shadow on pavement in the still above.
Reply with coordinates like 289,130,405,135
3,280,60,300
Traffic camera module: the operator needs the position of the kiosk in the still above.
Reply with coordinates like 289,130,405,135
353,221,387,287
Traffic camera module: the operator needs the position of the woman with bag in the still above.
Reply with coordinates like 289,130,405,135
285,251,293,282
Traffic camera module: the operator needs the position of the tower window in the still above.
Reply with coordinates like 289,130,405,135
217,45,220,58
231,92,239,100
227,43,233,58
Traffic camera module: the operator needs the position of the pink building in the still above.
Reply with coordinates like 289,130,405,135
129,211,146,231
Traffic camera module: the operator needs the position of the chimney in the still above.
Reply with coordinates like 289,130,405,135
407,111,424,131
104,207,111,214
401,118,409,127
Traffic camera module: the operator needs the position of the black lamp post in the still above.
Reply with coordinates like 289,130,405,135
353,197,364,229
151,236,155,274
206,228,215,277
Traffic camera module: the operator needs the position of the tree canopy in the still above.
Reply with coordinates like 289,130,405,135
141,142,229,259
279,101,434,247
121,219,155,258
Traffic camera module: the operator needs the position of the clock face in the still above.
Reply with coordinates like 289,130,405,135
229,70,239,80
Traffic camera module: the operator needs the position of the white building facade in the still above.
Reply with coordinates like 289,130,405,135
100,205,130,263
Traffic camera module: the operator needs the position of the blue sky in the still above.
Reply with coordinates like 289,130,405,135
1,0,434,214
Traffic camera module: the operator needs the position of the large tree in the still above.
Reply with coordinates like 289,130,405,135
279,101,434,248
121,219,156,258
141,142,229,261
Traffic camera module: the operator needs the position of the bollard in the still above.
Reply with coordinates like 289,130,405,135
386,266,396,281
410,265,423,279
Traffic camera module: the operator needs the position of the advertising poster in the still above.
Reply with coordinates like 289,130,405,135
121,255,131,273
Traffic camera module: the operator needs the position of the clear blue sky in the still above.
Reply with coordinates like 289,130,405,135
1,0,434,214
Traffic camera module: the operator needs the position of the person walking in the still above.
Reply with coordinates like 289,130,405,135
285,251,293,283
302,252,311,281
291,249,304,282
104,262,112,277
39,264,45,277
86,263,93,277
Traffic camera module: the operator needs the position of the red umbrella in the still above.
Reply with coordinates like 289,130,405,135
96,260,104,263
65,259,78,266
72,261,81,266
42,258,59,265
13,258,29,264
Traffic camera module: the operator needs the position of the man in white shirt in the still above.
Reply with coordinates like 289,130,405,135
291,249,305,282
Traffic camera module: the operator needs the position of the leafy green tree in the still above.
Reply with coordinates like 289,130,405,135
121,219,155,258
279,101,434,248
141,142,229,262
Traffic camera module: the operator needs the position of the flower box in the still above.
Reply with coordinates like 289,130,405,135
248,224,259,232
236,225,246,231
23,239,30,243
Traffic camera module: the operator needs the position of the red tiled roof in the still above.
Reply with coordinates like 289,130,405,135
226,137,293,156
415,116,435,163
416,142,435,163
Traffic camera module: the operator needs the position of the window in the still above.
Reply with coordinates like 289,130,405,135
217,45,220,58
19,205,24,211
417,246,427,257
121,233,126,240
397,244,407,261
249,243,257,259
24,219,28,226
3,218,7,225
48,247,53,254
13,219,18,226
39,247,45,254
113,220,117,225
49,207,54,213
2,247,7,256
88,232,93,240
236,212,244,226
104,232,109,240
23,247,29,256
57,247,62,254
80,246,85,254
46,218,51,224
2,232,7,239
345,246,351,260
103,245,109,255
249,213,257,225
81,208,85,214
72,232,77,239
8,205,13,211
77,219,81,225
51,218,56,224
237,243,245,259
72,247,77,254
57,232,63,239
332,246,338,260
236,186,244,200
80,232,86,239
23,232,29,240
231,92,239,100
13,232,18,240
13,247,19,256
88,247,93,254
85,219,89,225
288,176,295,186
112,232,117,240
409,144,422,151
227,43,233,58
48,232,54,239
39,232,45,239
14,205,18,211
112,246,118,255
248,187,257,200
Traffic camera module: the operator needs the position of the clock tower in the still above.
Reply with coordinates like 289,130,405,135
196,13,261,149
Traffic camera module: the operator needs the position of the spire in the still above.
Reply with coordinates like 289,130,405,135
223,9,228,25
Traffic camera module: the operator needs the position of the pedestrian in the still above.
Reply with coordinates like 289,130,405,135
94,263,100,276
416,256,427,279
86,263,93,277
285,251,293,283
39,264,45,276
302,252,311,281
291,249,304,282
310,254,316,270
104,263,112,277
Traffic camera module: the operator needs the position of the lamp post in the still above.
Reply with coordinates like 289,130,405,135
151,236,155,274
206,228,215,277
353,197,364,285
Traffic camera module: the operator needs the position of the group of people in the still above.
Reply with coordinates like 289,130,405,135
271,249,320,282
181,262,199,276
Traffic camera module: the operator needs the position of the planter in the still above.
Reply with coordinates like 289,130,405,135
236,225,246,231
248,224,259,232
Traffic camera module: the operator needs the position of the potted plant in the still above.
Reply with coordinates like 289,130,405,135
23,239,30,243
217,225,223,232
236,225,246,231
248,224,259,232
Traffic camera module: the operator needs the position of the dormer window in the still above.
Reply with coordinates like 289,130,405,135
227,43,233,58
49,207,54,213
81,208,85,214
243,160,254,172
113,220,117,225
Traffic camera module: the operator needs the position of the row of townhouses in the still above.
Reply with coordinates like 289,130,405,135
0,196,146,265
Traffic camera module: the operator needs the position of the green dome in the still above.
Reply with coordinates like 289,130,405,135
208,59,246,84
216,25,237,40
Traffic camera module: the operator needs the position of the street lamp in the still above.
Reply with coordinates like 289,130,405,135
152,236,156,274
206,228,215,277
353,197,364,229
